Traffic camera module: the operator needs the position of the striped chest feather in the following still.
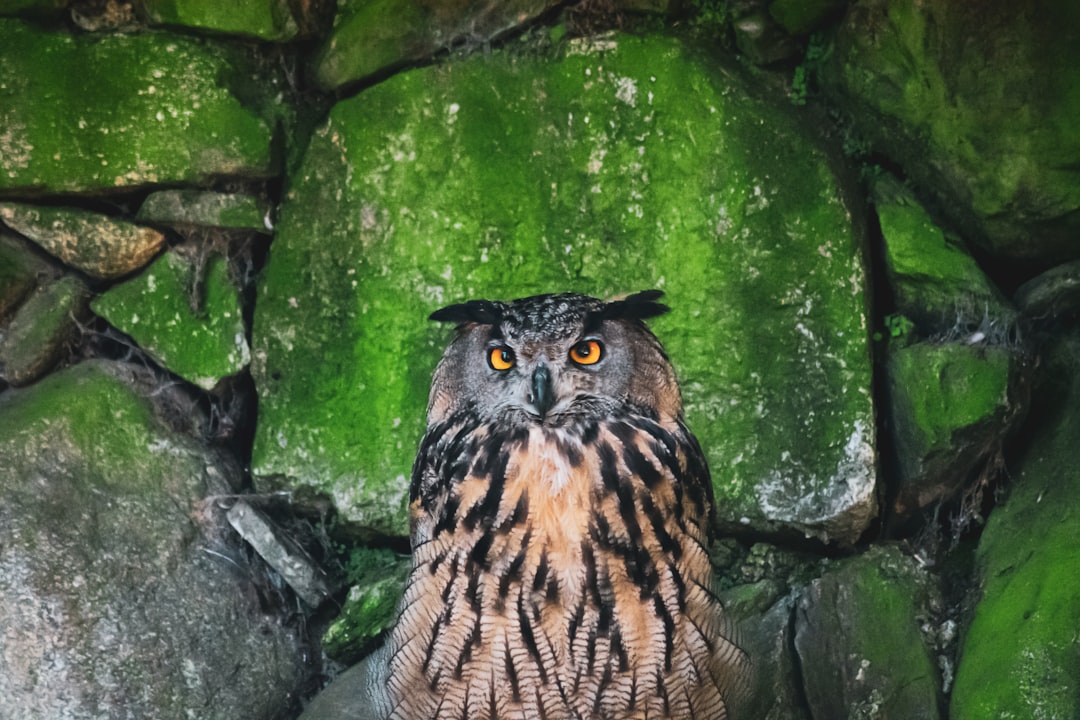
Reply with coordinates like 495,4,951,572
384,412,747,720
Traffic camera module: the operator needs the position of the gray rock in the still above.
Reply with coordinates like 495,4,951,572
1014,259,1080,321
0,360,307,719
0,230,52,322
0,274,89,386
137,189,273,233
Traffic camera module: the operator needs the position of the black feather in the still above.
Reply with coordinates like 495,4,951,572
583,290,669,333
429,299,505,325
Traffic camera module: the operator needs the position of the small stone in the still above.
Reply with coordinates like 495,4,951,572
0,274,89,386
92,249,250,390
0,203,165,280
227,500,333,607
0,230,52,322
138,190,273,233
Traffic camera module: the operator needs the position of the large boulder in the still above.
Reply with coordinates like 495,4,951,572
950,330,1080,719
0,360,306,719
253,34,875,542
819,0,1080,261
0,19,277,193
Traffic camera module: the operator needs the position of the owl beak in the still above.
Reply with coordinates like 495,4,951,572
531,362,555,419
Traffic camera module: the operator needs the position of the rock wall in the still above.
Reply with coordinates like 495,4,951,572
0,1,1077,718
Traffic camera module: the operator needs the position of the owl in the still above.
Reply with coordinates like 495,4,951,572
382,291,749,720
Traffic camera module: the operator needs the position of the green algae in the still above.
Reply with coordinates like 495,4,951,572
0,19,275,193
92,251,249,391
950,333,1080,719
253,34,873,539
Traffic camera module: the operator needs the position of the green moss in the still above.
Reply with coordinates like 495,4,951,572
0,20,275,193
0,232,48,320
137,190,271,233
323,549,409,662
142,0,298,41
253,34,873,539
889,343,1010,455
0,275,87,386
951,333,1080,719
92,251,249,390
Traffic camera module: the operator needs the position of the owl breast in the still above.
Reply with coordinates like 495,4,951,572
385,408,747,720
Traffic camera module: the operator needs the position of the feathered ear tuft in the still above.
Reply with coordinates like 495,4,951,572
596,290,670,322
429,299,505,325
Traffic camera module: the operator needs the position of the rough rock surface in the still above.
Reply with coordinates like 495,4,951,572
0,230,51,321
950,330,1080,719
0,274,89,386
138,189,273,233
0,360,306,719
253,33,875,541
0,19,276,193
795,546,943,719
0,203,165,279
820,0,1080,260
92,250,250,390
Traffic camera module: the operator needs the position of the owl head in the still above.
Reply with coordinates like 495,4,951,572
425,291,683,427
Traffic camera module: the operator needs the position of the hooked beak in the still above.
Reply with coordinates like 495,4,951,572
531,362,554,419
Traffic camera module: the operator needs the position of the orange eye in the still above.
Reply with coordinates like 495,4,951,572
569,340,603,366
488,346,515,371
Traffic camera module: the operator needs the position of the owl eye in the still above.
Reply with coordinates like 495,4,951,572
488,346,515,371
569,339,603,366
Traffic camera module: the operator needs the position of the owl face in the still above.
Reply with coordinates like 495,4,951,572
426,291,683,427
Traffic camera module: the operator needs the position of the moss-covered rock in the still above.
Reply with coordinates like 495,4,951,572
795,546,943,719
0,274,89,386
323,562,409,663
872,173,1014,335
92,249,250,390
0,203,165,279
138,189,272,233
253,34,874,540
141,0,300,41
0,230,51,322
313,0,561,90
887,342,1023,517
819,0,1080,260
0,360,305,718
1014,259,1080,322
0,19,276,193
950,331,1080,720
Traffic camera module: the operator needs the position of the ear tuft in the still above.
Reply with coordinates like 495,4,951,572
429,299,505,325
598,290,670,322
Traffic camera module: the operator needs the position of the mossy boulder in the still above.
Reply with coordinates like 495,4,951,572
0,203,165,279
950,331,1080,720
0,360,305,718
887,342,1024,517
141,0,300,41
819,0,1080,260
872,173,1015,336
0,19,276,193
92,249,250,391
138,190,272,233
0,274,89,386
0,230,51,321
313,0,561,90
795,546,943,719
253,34,874,541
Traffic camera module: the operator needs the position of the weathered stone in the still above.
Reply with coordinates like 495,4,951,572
227,500,333,606
322,555,408,663
732,8,802,65
819,0,1080,260
296,649,389,720
0,274,89,386
950,330,1080,720
138,189,273,233
0,360,305,719
0,19,276,193
873,173,1015,336
887,342,1024,517
0,203,165,279
795,546,943,719
92,249,250,390
313,0,561,91
0,230,51,321
253,34,874,541
1014,259,1080,322
141,0,299,41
